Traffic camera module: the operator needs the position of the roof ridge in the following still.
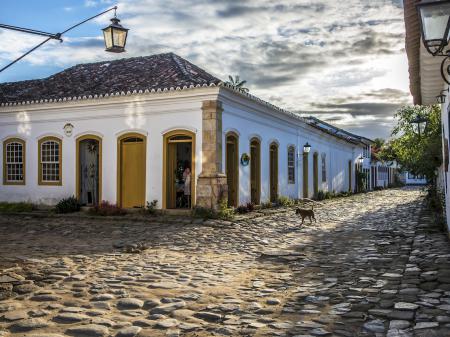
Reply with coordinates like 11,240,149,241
169,53,194,81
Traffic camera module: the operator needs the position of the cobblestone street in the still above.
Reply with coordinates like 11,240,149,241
1,188,450,337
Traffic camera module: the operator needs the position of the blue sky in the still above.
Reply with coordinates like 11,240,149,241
0,0,411,139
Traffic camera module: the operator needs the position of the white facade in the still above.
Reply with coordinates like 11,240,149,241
0,86,364,207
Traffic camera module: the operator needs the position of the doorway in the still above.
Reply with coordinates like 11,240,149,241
269,142,278,202
77,135,101,205
313,152,319,197
118,134,146,208
226,132,239,207
349,160,353,192
250,138,261,205
164,130,195,209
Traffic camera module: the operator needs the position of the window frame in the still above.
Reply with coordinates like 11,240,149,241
287,146,295,184
3,138,26,185
321,153,327,182
38,136,62,186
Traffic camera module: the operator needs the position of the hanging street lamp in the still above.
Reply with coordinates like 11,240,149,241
102,9,129,53
0,6,128,73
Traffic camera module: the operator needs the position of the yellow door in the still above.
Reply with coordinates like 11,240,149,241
313,153,319,197
250,139,261,205
226,135,238,207
120,137,145,208
270,143,278,202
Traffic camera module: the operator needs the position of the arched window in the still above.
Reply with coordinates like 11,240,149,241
38,137,62,185
321,154,327,182
287,146,295,184
3,138,25,185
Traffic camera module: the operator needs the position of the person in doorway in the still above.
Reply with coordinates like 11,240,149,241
183,162,191,208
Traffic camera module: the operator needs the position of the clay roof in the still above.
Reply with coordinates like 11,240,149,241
305,116,372,145
0,52,221,104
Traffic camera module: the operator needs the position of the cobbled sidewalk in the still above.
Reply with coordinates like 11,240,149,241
0,187,449,337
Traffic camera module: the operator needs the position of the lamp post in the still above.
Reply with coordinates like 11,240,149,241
417,1,450,84
0,6,128,73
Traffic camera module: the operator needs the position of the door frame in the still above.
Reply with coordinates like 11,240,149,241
348,160,352,192
117,132,147,207
269,141,279,202
303,153,309,198
313,152,319,197
162,129,196,209
226,132,239,207
250,137,261,205
76,134,102,204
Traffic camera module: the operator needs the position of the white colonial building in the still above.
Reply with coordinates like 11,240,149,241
404,1,449,231
0,53,367,209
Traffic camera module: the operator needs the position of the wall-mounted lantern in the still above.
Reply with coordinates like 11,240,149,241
303,142,311,154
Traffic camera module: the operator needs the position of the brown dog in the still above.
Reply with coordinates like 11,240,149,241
296,204,316,225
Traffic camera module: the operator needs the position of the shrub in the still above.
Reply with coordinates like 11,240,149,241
316,190,326,201
0,202,35,213
236,205,249,214
144,200,158,215
55,196,81,214
217,199,234,220
260,202,273,209
192,206,216,219
246,202,255,212
276,196,295,207
90,201,126,216
373,186,384,191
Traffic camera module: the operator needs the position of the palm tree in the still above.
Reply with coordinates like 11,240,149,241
226,75,249,93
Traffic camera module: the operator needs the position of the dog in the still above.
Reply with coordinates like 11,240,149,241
295,204,316,225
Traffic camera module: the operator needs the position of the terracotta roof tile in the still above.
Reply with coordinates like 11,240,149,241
0,52,221,104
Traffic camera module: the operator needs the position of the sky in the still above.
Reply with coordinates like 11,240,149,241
0,0,412,139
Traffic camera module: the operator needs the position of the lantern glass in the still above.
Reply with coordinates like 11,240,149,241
358,156,364,165
418,1,450,55
303,142,311,153
102,18,128,53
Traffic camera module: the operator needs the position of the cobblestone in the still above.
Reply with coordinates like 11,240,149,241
0,187,449,336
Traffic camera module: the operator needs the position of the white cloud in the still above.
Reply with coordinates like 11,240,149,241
0,0,412,139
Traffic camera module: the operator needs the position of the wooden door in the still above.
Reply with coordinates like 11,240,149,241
226,134,238,207
348,160,352,192
303,154,309,198
120,137,145,208
313,153,319,197
250,139,261,205
269,143,278,202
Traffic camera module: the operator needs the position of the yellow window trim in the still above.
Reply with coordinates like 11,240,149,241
38,136,62,186
287,145,295,184
162,130,196,209
3,138,26,186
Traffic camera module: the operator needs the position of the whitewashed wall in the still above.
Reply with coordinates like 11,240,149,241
440,97,450,232
219,89,362,206
0,90,217,205
0,87,364,207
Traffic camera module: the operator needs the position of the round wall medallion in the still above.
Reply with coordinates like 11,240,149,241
63,123,74,137
241,153,250,166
